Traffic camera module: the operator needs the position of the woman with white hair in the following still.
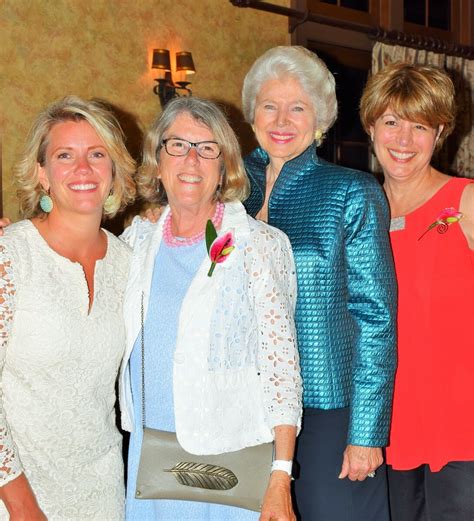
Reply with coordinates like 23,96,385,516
242,46,397,521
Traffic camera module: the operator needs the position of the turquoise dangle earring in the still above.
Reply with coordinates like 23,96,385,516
39,189,53,213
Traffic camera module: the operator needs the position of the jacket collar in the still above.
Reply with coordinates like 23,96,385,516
221,200,251,235
138,200,249,294
244,142,321,213
124,200,250,362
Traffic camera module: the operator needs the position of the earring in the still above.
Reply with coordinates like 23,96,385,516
314,129,323,141
103,192,115,214
39,190,53,213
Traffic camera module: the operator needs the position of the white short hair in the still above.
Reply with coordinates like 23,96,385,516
242,46,338,133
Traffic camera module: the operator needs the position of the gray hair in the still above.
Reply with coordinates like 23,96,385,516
138,96,249,204
242,46,338,135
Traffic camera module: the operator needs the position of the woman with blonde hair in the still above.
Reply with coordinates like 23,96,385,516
360,62,474,521
0,95,135,520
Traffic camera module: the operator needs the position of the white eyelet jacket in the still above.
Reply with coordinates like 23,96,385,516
119,201,302,455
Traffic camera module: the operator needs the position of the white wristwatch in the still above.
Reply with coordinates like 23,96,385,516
271,459,293,477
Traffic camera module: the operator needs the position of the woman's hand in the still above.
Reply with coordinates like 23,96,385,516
143,206,163,223
0,474,47,520
259,471,295,521
338,444,383,481
0,218,12,236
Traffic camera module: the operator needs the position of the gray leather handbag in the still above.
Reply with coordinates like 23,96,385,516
135,428,273,511
134,293,273,512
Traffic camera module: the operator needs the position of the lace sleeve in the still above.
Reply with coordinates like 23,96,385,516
0,244,22,484
245,225,302,431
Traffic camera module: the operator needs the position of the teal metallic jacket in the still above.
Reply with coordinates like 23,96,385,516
244,144,397,447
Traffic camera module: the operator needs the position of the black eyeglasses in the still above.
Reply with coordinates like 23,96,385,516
161,138,221,159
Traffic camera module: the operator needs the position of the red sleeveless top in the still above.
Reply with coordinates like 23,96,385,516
386,177,474,471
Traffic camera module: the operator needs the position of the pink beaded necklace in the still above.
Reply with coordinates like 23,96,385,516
162,202,225,247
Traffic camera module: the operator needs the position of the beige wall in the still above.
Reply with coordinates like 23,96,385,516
1,0,290,219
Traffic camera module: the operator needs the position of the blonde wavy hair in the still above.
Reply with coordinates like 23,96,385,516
138,96,249,205
360,62,456,150
14,95,136,218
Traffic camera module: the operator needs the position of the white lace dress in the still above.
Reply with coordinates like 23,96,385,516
0,220,130,520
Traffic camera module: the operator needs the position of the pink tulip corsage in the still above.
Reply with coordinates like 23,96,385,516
205,220,235,277
418,207,463,241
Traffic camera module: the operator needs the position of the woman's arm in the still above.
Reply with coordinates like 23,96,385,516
342,177,397,475
0,244,45,520
260,425,297,521
247,223,302,520
460,182,474,249
0,475,46,520
247,224,302,430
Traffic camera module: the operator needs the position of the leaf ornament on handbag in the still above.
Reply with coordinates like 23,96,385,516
165,461,239,490
418,207,463,241
205,220,235,277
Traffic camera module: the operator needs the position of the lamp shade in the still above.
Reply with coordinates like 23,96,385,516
152,49,171,71
176,52,195,74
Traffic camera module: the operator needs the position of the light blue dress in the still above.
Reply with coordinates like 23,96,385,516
125,240,259,521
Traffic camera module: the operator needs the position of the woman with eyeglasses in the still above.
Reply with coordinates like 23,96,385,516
119,96,302,521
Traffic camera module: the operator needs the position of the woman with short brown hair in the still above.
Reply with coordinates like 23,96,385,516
360,62,474,521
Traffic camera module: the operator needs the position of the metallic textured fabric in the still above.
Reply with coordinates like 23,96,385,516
244,145,397,446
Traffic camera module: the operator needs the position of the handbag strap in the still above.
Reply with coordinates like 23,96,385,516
140,291,146,429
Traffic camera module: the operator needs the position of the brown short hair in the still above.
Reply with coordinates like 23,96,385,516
138,96,249,205
14,95,136,218
360,62,456,148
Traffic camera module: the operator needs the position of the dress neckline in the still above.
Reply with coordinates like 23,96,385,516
390,177,454,221
26,220,111,316
26,219,110,267
389,177,469,236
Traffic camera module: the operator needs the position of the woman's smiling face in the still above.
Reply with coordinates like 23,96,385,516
253,76,316,166
371,108,441,181
157,112,222,212
38,119,113,217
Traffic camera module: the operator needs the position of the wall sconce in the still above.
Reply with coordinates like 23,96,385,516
152,49,196,107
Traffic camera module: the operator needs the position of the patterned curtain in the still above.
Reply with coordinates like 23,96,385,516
371,42,474,179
